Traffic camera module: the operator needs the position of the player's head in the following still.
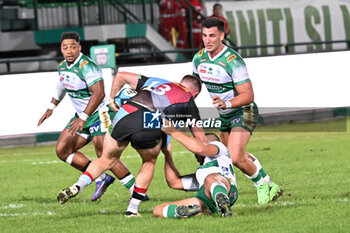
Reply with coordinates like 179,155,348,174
213,3,223,17
205,133,220,142
60,31,82,65
180,74,202,98
201,18,225,54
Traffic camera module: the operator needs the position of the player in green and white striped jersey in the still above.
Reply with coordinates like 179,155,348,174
153,124,237,218
192,18,283,205
38,32,140,202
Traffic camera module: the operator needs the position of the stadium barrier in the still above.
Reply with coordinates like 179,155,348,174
0,50,349,146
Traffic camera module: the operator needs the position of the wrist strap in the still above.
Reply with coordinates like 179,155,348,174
225,100,232,109
48,103,56,110
79,112,89,121
108,97,115,105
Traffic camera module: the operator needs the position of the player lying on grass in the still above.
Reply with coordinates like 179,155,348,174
153,122,238,218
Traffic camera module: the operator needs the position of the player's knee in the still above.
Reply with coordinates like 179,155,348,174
55,146,68,162
166,178,181,190
230,153,246,166
101,156,118,171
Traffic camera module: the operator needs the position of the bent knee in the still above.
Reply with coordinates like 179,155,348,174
231,154,247,166
55,147,69,161
166,180,182,190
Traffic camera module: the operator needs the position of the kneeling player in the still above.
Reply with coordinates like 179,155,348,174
153,124,238,218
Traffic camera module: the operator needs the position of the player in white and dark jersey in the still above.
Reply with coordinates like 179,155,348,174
37,32,141,202
192,18,283,204
153,126,238,218
56,71,207,217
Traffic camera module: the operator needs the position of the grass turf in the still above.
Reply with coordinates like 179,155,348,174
0,118,349,233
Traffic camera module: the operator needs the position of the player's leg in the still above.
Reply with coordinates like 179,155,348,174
125,141,162,217
57,132,128,204
245,152,283,201
153,197,204,218
219,131,229,146
227,127,270,205
91,134,139,201
203,173,232,217
55,128,91,171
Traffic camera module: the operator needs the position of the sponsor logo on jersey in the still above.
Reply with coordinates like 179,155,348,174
218,61,226,67
199,65,207,73
60,67,66,70
215,68,221,76
200,59,207,62
79,60,89,69
221,166,230,176
206,84,223,91
227,54,237,63
60,77,64,81
231,116,241,125
208,67,213,75
89,122,100,133
74,69,79,73
198,48,204,57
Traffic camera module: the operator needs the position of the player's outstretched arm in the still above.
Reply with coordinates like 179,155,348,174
110,71,139,100
37,97,60,126
162,120,218,157
38,81,66,126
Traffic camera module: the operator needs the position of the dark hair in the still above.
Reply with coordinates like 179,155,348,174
202,17,225,33
60,31,80,43
181,74,202,94
205,133,220,142
213,3,222,11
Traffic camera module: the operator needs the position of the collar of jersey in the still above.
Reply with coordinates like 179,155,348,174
207,45,227,62
66,53,83,69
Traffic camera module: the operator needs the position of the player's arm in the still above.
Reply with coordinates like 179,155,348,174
37,81,66,126
213,81,254,109
162,144,183,190
68,80,105,135
110,71,139,99
162,120,218,157
109,71,140,111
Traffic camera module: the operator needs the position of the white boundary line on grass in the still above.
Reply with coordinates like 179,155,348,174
0,211,55,217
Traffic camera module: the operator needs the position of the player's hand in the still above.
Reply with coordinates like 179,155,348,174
37,109,53,126
108,98,120,112
212,96,227,109
68,118,85,136
161,119,177,134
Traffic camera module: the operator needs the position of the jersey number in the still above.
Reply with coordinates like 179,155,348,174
144,81,171,95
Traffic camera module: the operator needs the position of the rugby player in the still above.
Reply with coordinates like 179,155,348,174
57,71,207,217
38,32,140,201
154,126,237,218
192,18,283,204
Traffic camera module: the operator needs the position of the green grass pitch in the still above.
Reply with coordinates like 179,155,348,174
0,119,349,233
